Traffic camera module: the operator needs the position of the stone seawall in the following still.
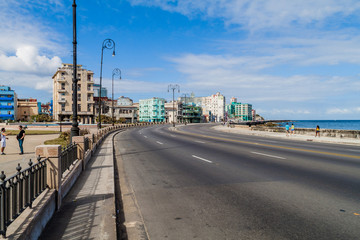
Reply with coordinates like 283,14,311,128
250,126,360,139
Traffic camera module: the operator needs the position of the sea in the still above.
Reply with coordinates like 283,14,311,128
278,120,360,131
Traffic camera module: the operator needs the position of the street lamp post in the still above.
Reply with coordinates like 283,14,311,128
112,68,121,126
167,84,180,127
70,0,79,142
98,39,116,129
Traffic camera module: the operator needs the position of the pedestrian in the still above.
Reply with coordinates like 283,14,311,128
1,128,8,155
315,125,320,137
285,123,290,136
291,123,295,135
17,125,26,155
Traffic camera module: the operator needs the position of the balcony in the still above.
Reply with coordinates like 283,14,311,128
58,99,66,103
0,105,14,109
58,88,66,93
58,77,66,83
0,97,14,101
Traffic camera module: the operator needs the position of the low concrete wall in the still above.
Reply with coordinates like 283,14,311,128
4,189,56,240
60,159,83,201
250,126,360,139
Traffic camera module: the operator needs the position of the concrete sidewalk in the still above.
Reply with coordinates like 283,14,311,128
214,125,360,146
39,133,117,240
0,134,59,176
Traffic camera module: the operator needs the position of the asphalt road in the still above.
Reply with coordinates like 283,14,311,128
114,124,360,240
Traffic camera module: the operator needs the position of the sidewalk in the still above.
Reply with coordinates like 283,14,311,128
214,125,360,146
39,133,117,240
0,134,59,176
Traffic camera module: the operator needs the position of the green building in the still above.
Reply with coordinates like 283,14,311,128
226,102,253,121
182,104,202,123
139,97,165,122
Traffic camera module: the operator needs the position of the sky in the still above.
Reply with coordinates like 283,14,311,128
0,0,360,120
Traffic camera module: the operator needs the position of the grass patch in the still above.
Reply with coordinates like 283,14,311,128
5,130,60,135
44,137,69,148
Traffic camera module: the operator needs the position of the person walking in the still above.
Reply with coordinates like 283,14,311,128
17,125,25,155
315,125,320,137
285,123,290,136
1,128,8,155
291,123,295,135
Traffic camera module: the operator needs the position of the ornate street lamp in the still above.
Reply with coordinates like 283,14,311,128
98,39,116,129
112,68,121,126
168,84,180,127
70,0,79,142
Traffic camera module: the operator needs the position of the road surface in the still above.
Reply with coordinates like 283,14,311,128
114,124,360,240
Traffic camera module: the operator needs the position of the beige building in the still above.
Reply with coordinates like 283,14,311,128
52,63,95,124
17,98,38,121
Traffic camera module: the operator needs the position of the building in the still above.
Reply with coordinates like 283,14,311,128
226,99,253,121
117,96,133,106
93,84,108,98
182,104,203,123
165,101,182,123
52,63,95,123
17,98,38,121
106,105,138,123
0,86,17,121
178,92,225,122
139,97,165,122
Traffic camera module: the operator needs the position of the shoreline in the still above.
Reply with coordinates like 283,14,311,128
214,125,360,146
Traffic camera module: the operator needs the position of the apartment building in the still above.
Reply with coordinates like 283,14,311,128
17,98,38,121
52,63,95,123
0,86,17,121
179,92,225,122
226,100,253,121
139,97,165,122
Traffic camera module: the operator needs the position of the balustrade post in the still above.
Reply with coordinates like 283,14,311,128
35,145,62,209
72,136,85,170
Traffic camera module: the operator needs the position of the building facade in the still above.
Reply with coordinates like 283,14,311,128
139,97,165,122
93,84,108,98
226,100,253,121
0,86,17,121
179,92,225,122
17,98,38,121
182,104,203,123
117,96,133,106
52,63,95,123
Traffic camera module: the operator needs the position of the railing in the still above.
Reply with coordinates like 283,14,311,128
84,137,90,152
60,143,78,176
0,157,48,237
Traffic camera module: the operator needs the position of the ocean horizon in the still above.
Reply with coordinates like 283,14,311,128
277,120,360,131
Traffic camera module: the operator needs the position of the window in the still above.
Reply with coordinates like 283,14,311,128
78,94,81,101
61,83,65,90
87,84,91,91
87,74,92,81
77,84,81,91
78,104,81,112
87,104,91,112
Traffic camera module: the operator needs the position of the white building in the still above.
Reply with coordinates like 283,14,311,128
179,92,225,122
117,96,133,106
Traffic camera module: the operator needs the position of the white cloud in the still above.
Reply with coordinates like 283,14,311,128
326,107,360,114
129,0,360,30
168,53,360,103
0,46,61,75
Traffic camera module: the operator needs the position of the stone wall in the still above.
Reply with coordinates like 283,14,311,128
250,126,360,139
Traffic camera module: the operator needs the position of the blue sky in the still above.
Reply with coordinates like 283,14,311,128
1,0,360,120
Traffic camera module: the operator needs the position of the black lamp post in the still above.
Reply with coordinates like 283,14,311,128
112,68,121,126
168,84,180,127
98,39,115,129
70,0,79,142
